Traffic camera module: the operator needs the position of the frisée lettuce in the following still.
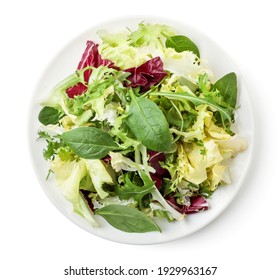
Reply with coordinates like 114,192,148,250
37,22,247,233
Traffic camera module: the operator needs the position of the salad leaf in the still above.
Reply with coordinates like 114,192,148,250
126,92,172,152
65,83,88,99
117,171,155,204
66,41,118,98
176,139,224,186
110,115,140,150
61,127,120,159
124,57,167,92
98,23,176,69
64,67,127,126
38,131,65,160
49,158,98,226
50,158,85,202
129,22,175,48
84,159,114,199
213,72,237,109
166,35,200,57
109,151,153,173
75,194,99,226
150,91,232,130
151,188,184,220
162,49,207,84
117,175,154,204
177,143,207,185
79,175,95,192
166,195,208,214
183,196,209,213
95,204,161,233
41,73,80,109
196,74,233,131
76,41,117,80
148,151,170,189
38,106,61,125
215,135,247,157
57,146,75,161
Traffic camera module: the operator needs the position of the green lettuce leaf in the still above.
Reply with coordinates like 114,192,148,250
84,159,114,199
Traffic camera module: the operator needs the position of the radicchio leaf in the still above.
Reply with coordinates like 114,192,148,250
124,57,167,92
77,40,117,80
148,151,170,189
182,196,209,214
66,41,117,98
66,83,88,99
166,195,209,214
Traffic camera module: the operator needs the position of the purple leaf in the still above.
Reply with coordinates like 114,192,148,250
66,83,88,99
148,151,169,189
80,190,94,212
182,196,209,214
66,41,117,98
124,57,167,92
166,195,209,214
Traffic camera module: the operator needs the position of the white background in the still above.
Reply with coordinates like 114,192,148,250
1,0,279,279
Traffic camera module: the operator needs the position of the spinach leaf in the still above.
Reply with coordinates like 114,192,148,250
166,35,200,57
95,204,161,233
150,91,232,130
126,94,172,152
117,171,155,204
38,106,61,125
213,72,237,109
61,127,119,159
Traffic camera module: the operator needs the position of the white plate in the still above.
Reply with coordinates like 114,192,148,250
28,16,254,245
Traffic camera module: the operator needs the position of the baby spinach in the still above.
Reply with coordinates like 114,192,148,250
126,93,172,152
61,127,119,159
38,106,61,125
213,72,237,109
166,35,200,57
95,204,161,233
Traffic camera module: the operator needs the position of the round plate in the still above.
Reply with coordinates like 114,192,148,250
28,16,254,245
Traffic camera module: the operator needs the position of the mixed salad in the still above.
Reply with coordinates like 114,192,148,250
37,22,247,233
